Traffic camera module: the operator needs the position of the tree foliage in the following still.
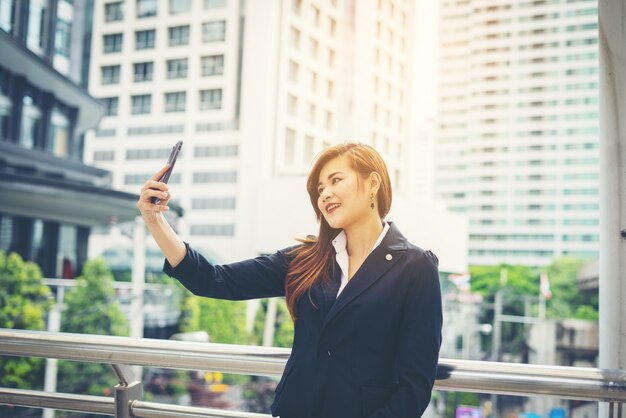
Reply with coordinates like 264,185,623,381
468,256,598,358
179,293,248,345
0,251,52,417
250,298,294,348
57,258,128,399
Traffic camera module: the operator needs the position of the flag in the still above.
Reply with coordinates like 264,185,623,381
540,272,552,300
448,272,470,292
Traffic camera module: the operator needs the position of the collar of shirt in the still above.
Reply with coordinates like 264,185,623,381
331,221,390,298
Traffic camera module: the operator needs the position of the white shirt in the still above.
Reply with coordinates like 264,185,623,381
331,222,390,298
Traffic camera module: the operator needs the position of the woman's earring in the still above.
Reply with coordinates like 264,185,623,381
370,194,375,210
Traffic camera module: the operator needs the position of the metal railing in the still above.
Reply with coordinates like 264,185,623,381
1,328,625,417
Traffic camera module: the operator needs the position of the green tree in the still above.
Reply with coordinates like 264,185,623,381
179,294,247,345
250,298,294,348
0,251,52,417
468,257,596,357
545,256,597,320
57,258,128,400
469,264,538,357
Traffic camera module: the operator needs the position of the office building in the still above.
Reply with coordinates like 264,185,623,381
435,0,599,266
0,0,142,278
86,0,467,274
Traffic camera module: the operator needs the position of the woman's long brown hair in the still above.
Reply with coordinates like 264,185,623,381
284,143,392,321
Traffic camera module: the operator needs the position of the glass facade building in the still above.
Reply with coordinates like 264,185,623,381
435,0,600,266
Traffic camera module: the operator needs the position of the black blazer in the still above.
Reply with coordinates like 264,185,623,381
164,221,443,418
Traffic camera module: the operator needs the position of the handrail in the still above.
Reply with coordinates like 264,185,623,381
1,328,625,417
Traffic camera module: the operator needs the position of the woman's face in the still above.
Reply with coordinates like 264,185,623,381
317,156,373,230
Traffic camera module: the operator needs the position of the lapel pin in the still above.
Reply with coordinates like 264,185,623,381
385,254,393,261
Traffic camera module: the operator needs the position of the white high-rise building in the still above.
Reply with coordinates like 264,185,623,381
85,0,467,274
435,0,599,266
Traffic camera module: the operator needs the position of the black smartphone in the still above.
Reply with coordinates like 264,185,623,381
151,140,183,204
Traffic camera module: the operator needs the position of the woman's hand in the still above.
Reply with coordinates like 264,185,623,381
137,164,171,224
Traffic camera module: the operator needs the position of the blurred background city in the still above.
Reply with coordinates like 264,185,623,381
0,0,610,417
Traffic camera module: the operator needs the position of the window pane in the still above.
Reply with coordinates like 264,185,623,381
137,0,157,18
134,62,153,82
26,1,46,52
101,65,120,84
165,92,186,112
135,29,155,49
0,0,13,32
103,33,123,53
204,0,226,9
169,0,191,14
167,59,188,79
54,20,71,57
131,94,152,114
202,21,226,43
49,107,70,157
0,97,11,142
199,89,222,110
105,2,124,22
168,25,190,46
20,95,41,149
201,55,224,76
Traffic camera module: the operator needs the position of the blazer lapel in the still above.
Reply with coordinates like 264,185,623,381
321,222,408,331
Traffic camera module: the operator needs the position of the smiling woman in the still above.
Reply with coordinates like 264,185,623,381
138,142,443,418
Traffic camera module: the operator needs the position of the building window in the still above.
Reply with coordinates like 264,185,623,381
202,21,226,43
191,198,236,210
20,95,41,150
126,148,171,159
105,2,124,22
0,97,11,142
190,224,234,236
94,150,115,161
135,29,155,49
288,60,299,82
131,94,152,115
194,145,237,157
137,0,157,18
103,33,123,53
169,0,191,14
204,0,226,9
0,0,13,32
165,92,186,112
289,26,301,48
201,55,224,76
26,0,46,53
101,65,120,85
192,171,237,183
305,135,315,161
167,58,188,79
48,106,70,157
199,89,222,110
54,20,71,57
287,94,298,116
168,25,190,46
284,128,296,165
133,62,153,82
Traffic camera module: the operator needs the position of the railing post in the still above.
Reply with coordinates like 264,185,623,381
112,364,143,418
608,402,623,418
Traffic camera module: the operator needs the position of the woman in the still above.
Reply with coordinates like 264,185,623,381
137,143,443,418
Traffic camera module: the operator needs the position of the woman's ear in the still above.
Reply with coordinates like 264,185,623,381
369,171,382,195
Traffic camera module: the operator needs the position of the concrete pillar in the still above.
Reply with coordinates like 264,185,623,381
598,0,626,416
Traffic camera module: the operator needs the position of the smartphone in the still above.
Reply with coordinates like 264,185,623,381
151,140,183,204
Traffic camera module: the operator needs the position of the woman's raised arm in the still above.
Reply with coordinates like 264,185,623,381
136,164,187,268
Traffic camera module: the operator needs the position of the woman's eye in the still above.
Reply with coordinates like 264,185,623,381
332,177,341,184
